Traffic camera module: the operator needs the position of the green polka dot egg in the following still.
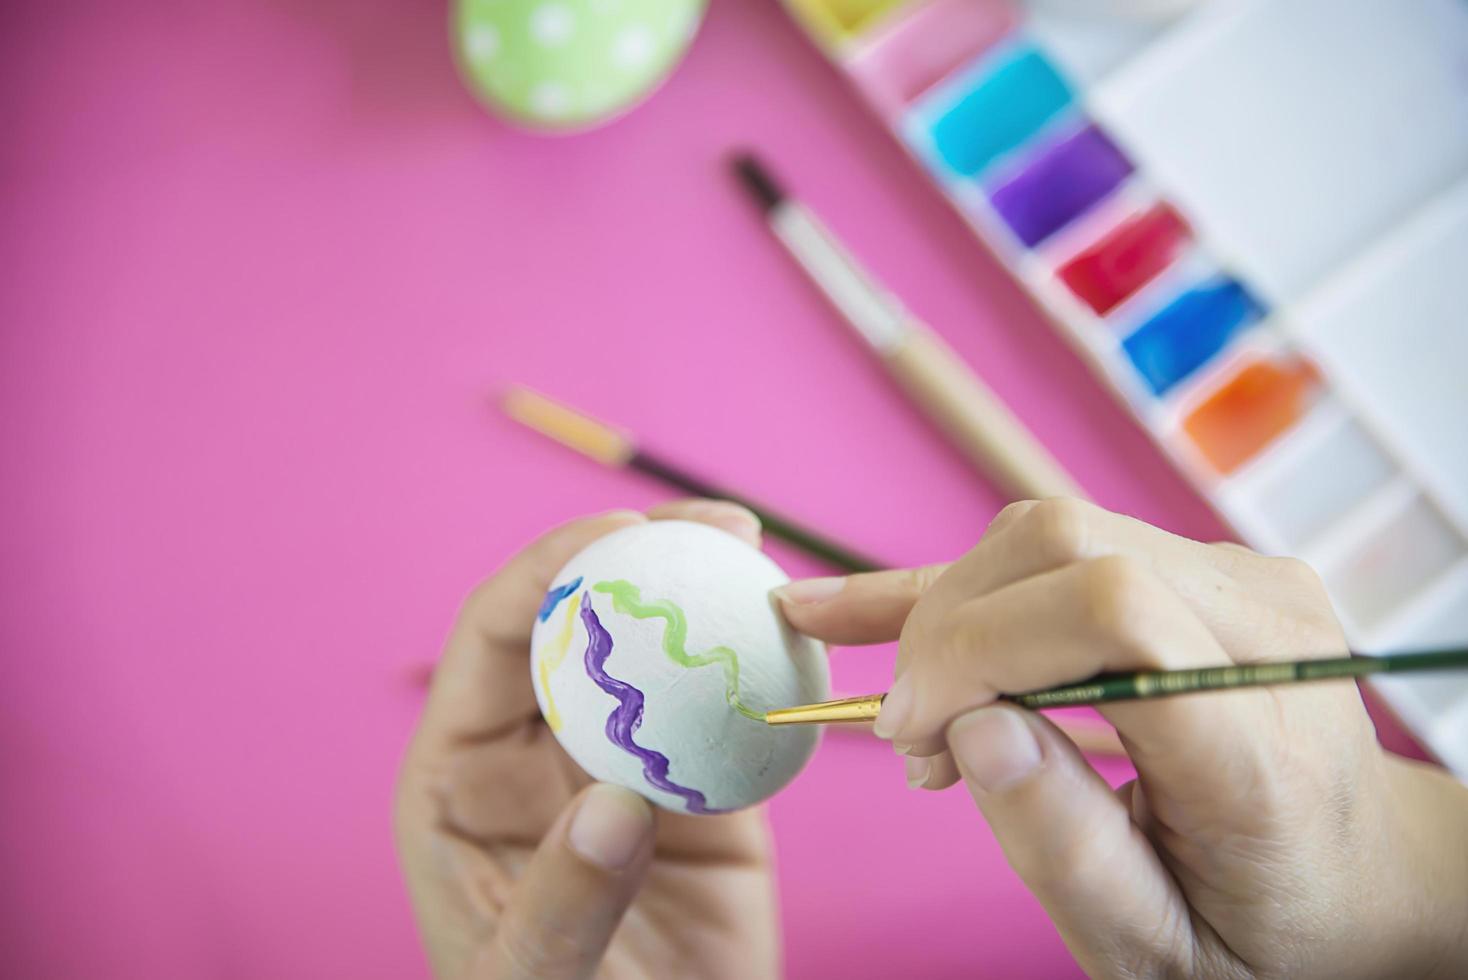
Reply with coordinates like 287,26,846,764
453,0,707,131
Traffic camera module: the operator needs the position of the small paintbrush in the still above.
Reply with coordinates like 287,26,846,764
502,386,886,573
763,648,1468,724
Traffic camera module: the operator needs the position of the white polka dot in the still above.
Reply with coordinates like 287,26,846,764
529,4,575,46
611,26,654,70
463,24,500,62
529,82,572,118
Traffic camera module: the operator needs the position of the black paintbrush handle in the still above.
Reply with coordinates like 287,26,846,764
1010,648,1468,709
631,451,885,573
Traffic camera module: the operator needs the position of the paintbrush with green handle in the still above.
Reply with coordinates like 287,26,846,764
763,648,1468,724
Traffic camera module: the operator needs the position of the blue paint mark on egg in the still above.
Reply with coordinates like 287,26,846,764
538,576,584,622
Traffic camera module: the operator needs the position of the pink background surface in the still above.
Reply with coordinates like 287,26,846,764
0,1,1427,976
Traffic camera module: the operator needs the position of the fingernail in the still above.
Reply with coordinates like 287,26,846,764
892,742,912,757
689,500,762,537
597,509,646,525
568,784,652,872
872,674,913,741
948,707,1043,795
904,755,930,790
773,577,845,605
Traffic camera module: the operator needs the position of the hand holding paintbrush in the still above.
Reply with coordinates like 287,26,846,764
769,496,1468,975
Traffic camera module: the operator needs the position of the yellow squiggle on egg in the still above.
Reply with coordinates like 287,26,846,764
537,592,581,732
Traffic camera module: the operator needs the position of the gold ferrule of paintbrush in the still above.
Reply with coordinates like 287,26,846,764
764,693,885,725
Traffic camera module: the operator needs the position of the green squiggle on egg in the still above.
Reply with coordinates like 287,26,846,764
592,580,763,722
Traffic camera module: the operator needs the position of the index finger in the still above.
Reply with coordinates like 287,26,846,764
781,499,1242,648
773,499,1046,644
775,564,949,646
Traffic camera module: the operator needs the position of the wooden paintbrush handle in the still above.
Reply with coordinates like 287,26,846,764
883,327,1086,502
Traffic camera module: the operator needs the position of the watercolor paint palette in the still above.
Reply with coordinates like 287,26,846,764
781,0,1468,774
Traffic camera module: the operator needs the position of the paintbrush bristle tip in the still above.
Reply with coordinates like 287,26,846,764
729,151,785,213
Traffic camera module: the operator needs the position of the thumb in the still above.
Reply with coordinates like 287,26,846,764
946,706,1196,978
488,784,655,980
773,564,948,645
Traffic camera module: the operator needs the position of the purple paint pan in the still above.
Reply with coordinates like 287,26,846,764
987,125,1133,247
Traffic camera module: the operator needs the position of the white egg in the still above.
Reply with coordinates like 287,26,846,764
530,520,829,814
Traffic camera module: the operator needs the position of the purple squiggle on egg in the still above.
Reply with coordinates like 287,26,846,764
580,594,722,815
